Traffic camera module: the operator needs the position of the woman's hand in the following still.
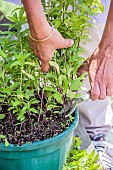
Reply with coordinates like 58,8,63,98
29,27,74,72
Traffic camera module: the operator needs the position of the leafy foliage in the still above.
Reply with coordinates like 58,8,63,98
63,137,102,170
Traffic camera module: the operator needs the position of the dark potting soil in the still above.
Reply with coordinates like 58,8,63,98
0,110,73,145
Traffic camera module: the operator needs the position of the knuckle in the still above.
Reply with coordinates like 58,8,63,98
91,94,98,101
99,94,106,100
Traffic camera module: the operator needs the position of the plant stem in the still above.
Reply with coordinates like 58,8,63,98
63,95,66,118
10,113,14,130
23,122,26,133
18,28,23,52
70,99,72,111
20,66,23,92
28,112,34,133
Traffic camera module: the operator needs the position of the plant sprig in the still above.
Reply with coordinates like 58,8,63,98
63,137,102,170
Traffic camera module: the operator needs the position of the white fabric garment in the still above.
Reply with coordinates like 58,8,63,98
93,0,111,23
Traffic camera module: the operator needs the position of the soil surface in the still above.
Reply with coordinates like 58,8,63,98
0,110,73,145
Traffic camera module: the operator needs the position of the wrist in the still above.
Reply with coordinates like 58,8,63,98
29,21,52,40
30,26,54,42
99,41,113,50
99,23,113,49
23,0,52,39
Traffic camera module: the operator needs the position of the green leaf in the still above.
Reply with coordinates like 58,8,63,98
59,75,66,86
30,108,38,114
24,92,30,100
10,61,20,67
93,153,99,163
47,104,59,111
0,49,7,59
17,93,24,100
21,105,28,113
19,7,24,20
5,138,9,147
59,75,68,93
25,62,37,67
46,73,57,82
50,61,59,74
0,71,4,78
17,114,25,121
53,92,63,104
21,70,35,80
29,99,40,105
11,98,21,107
74,93,82,98
67,67,73,78
70,79,82,91
26,89,34,97
8,106,14,111
67,91,76,99
90,150,95,158
44,86,58,93
0,134,5,139
53,18,62,29
3,88,11,95
0,114,5,119
0,135,9,147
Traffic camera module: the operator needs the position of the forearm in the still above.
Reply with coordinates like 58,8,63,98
22,0,51,39
99,0,113,48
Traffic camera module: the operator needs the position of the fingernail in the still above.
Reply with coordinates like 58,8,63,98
71,40,74,45
43,72,48,74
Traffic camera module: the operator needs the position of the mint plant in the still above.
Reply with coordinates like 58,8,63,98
63,137,102,170
0,0,103,145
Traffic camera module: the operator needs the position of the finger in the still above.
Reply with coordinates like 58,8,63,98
41,61,50,73
106,84,113,96
91,81,100,100
98,84,106,100
77,62,88,75
57,39,74,49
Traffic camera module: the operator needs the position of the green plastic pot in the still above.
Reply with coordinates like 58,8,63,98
0,108,79,170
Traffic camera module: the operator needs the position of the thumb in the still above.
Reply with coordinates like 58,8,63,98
57,39,74,49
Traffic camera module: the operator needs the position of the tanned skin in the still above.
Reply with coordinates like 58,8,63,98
22,0,74,72
78,1,113,100
23,0,113,100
